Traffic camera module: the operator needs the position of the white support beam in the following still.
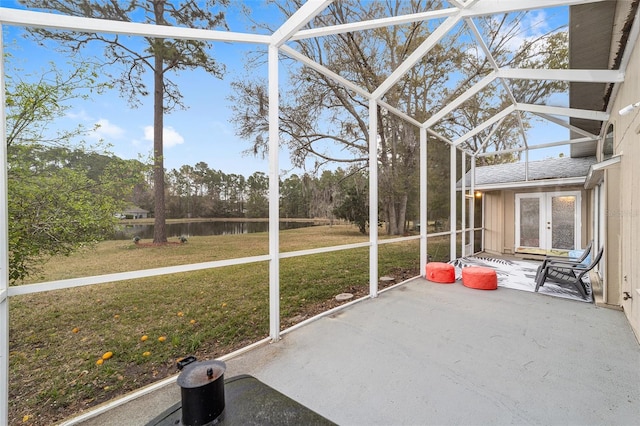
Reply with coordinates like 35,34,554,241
533,112,599,140
290,0,599,41
475,177,587,191
377,100,424,128
268,45,280,342
462,0,605,17
0,7,270,44
420,128,428,275
0,24,8,426
475,137,597,157
291,8,458,41
368,98,379,298
427,129,455,146
270,0,332,47
461,151,467,255
461,146,476,156
453,105,516,146
373,15,461,100
279,45,371,99
450,144,457,260
423,71,497,128
465,18,529,151
470,156,476,254
497,68,625,83
517,103,609,121
475,116,507,155
8,255,272,297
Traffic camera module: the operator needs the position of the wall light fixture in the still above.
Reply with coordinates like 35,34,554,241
619,101,640,116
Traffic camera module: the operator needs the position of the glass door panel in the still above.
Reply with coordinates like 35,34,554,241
550,195,576,250
515,191,581,253
519,197,541,248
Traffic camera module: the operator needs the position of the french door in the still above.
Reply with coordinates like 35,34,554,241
515,191,581,251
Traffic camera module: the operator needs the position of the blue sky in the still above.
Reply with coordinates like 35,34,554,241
3,1,574,177
3,0,286,177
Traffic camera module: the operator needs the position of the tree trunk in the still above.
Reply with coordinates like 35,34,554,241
387,200,398,235
152,38,167,243
397,193,408,234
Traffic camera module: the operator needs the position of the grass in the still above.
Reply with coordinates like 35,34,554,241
8,224,448,425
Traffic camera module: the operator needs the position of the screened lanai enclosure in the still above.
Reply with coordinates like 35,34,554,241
1,0,638,424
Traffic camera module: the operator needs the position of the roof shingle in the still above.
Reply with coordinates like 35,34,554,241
460,156,597,188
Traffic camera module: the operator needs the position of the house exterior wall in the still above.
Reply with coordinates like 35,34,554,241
504,191,515,253
483,191,504,255
605,166,622,306
482,186,590,255
606,27,640,339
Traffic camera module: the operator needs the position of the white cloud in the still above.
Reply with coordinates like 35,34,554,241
94,118,125,139
143,125,185,148
522,10,551,37
66,109,93,121
479,9,563,65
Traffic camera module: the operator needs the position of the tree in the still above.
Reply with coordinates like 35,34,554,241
280,174,311,218
246,172,268,218
5,60,138,282
333,170,369,234
229,0,568,234
21,0,229,243
6,59,102,149
441,15,568,165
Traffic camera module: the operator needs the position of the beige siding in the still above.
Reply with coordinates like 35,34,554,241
482,186,590,257
483,191,503,255
605,167,621,306
608,30,640,339
503,191,515,253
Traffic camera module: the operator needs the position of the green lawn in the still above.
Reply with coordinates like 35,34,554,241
8,224,448,425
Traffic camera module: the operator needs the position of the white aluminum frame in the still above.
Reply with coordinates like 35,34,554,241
0,1,624,423
0,23,9,426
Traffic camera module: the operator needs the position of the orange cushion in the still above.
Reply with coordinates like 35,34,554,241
462,266,497,290
425,262,456,284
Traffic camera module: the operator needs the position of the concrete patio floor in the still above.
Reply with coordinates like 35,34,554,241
73,277,640,425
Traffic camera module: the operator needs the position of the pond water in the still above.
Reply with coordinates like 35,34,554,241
112,220,316,240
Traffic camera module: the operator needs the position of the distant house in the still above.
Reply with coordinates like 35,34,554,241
118,206,149,219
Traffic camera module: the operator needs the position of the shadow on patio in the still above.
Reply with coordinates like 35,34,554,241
74,276,640,426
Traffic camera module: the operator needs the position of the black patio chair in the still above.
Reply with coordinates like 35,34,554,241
534,240,593,282
534,246,604,300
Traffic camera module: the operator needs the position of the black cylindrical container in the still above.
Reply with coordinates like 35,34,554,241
177,360,226,426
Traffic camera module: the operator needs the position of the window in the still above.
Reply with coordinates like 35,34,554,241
603,124,614,160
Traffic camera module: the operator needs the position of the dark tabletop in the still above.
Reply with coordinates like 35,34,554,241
147,374,336,426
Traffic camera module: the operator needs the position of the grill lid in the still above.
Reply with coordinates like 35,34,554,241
177,360,226,389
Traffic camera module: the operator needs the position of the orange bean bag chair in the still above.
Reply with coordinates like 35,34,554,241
462,266,497,290
425,262,456,284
